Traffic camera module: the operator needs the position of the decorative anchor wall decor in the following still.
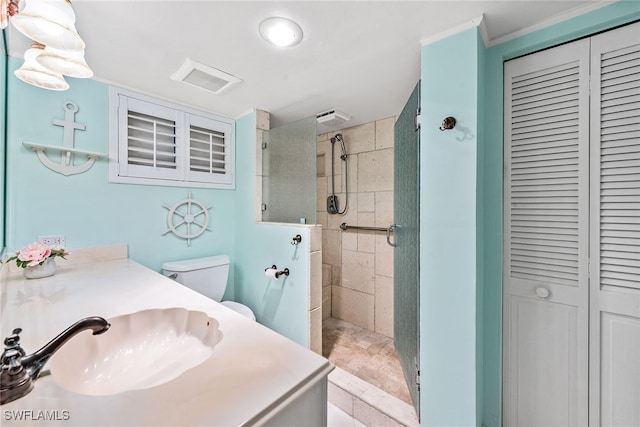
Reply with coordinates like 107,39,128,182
162,192,212,246
22,101,108,176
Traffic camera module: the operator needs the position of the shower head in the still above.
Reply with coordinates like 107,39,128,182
331,133,347,160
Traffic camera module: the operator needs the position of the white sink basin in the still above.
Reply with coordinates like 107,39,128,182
49,308,222,396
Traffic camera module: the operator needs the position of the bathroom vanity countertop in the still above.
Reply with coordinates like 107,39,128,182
0,258,333,426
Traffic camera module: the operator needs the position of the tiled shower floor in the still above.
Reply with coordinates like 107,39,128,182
322,317,413,405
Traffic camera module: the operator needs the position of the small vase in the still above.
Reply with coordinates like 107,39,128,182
23,258,57,279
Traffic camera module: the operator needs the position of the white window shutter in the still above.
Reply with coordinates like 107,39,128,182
127,111,177,168
118,96,181,181
110,87,235,189
185,114,233,185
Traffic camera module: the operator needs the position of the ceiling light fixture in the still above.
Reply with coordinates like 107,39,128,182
10,0,85,51
2,0,92,90
259,17,303,47
36,46,93,78
14,42,69,91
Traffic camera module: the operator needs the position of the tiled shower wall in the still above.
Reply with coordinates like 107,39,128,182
317,117,396,338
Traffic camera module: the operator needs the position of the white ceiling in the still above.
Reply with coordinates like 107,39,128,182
6,1,611,131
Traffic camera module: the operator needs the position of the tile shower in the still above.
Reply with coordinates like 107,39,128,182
317,118,415,412
317,117,395,336
257,110,416,423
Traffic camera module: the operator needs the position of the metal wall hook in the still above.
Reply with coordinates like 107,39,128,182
291,234,302,245
439,116,456,131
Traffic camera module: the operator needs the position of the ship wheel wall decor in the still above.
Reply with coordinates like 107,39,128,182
162,193,212,246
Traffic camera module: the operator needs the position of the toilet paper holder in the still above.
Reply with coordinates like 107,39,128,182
265,265,290,279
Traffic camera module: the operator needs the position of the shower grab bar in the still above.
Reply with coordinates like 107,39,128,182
339,222,387,232
339,223,397,247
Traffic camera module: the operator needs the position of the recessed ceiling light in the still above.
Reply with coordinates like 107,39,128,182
259,17,303,47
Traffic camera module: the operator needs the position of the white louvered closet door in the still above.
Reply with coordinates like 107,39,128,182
589,22,640,427
503,39,591,427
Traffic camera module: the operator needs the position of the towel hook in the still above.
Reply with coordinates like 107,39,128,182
439,116,456,131
291,234,302,245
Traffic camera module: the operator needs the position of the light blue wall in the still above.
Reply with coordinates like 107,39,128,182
5,57,236,273
480,3,640,427
4,61,312,346
475,30,487,427
233,113,311,345
420,27,482,426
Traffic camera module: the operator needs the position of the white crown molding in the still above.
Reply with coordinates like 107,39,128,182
420,15,487,47
234,108,258,121
487,0,617,47
478,15,490,48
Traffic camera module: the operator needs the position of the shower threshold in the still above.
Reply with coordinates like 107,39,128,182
323,317,418,426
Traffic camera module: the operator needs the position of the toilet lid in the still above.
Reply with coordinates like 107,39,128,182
221,301,256,321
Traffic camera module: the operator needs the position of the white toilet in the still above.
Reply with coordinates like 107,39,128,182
162,255,256,321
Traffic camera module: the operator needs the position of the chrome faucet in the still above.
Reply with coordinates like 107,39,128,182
0,317,110,405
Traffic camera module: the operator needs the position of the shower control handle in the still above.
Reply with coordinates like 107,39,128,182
327,195,339,215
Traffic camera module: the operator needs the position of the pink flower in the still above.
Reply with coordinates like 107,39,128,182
17,242,52,267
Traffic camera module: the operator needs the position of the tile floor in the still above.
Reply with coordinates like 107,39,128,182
322,317,412,405
328,403,366,427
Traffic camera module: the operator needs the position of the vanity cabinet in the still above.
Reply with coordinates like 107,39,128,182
0,255,333,426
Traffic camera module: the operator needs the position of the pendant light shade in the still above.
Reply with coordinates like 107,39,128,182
36,46,93,78
15,43,69,91
10,0,85,52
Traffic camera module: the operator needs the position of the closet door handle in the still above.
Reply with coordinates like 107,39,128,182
535,287,550,299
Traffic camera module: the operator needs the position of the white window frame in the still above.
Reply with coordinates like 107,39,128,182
109,86,235,189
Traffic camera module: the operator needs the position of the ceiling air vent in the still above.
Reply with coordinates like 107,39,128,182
316,109,351,127
170,58,241,95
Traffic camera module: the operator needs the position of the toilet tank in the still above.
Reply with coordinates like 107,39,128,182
162,255,230,302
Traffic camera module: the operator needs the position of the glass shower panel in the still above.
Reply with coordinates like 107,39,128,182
262,116,317,224
394,81,420,416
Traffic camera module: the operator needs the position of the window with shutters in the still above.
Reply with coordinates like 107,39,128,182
109,87,234,189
